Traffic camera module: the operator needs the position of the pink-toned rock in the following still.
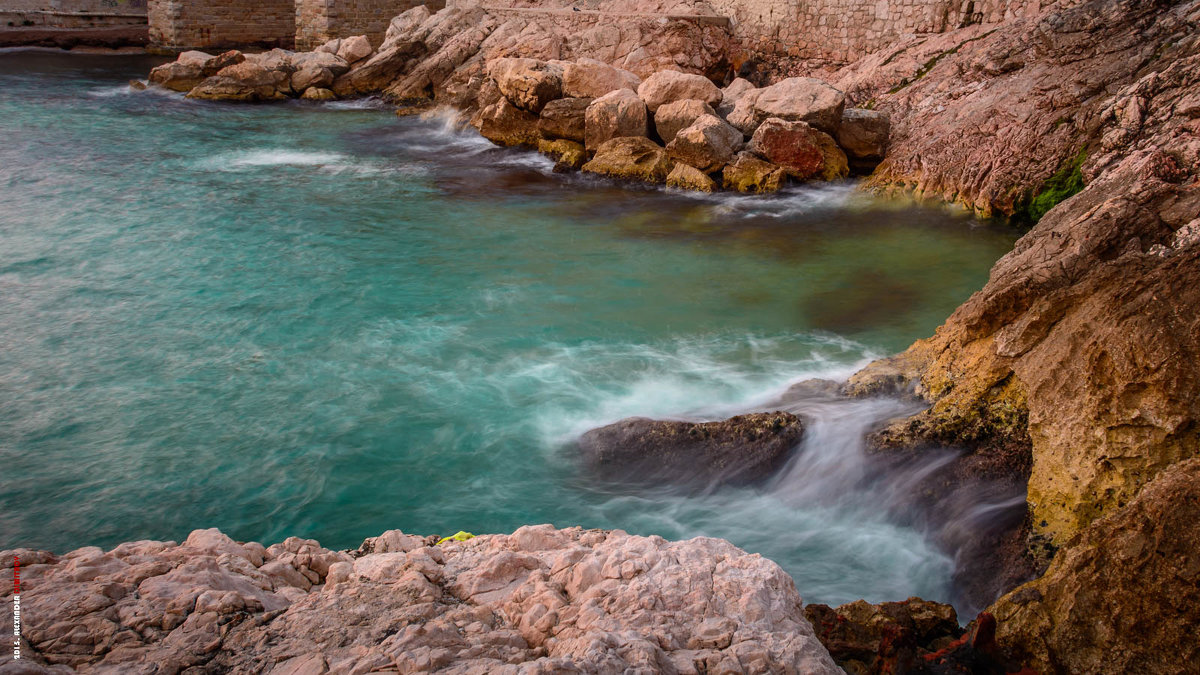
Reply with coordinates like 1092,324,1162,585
637,69,722,113
584,88,648,150
148,60,205,92
538,97,591,142
476,97,541,148
487,57,563,113
749,77,846,135
749,117,846,181
562,57,641,98
718,76,756,116
666,113,744,173
336,35,373,65
186,61,290,102
654,98,716,145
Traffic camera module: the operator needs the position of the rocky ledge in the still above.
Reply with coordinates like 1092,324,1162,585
0,525,841,674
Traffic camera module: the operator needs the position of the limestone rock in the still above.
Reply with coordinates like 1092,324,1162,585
187,61,290,102
476,97,541,148
0,526,841,673
991,458,1200,674
538,96,591,142
487,57,562,113
538,138,586,171
581,136,673,184
577,411,802,487
665,113,743,173
723,151,786,194
748,77,846,136
666,163,717,192
561,57,640,98
837,108,890,163
636,69,722,113
291,65,334,93
336,35,373,65
749,118,846,181
653,98,716,145
583,88,647,150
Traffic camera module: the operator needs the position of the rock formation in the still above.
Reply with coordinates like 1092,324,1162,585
0,526,840,674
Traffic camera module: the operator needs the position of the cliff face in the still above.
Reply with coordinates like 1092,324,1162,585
842,0,1200,544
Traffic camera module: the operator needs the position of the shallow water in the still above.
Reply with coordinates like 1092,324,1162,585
0,51,1018,608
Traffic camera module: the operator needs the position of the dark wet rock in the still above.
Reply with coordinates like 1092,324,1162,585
538,97,591,143
476,96,541,148
577,411,803,488
804,597,963,675
837,107,890,172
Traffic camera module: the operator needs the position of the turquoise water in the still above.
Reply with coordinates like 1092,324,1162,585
0,51,1017,606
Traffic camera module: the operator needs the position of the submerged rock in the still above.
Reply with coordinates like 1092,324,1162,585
577,411,803,488
667,163,717,192
0,525,841,673
537,138,586,171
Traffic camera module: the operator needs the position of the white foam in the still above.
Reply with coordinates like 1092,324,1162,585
191,149,420,176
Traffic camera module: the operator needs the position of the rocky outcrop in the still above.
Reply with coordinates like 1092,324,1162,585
577,411,803,488
990,458,1200,674
0,526,841,674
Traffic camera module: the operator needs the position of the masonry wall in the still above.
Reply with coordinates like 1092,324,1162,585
147,0,293,49
294,0,441,50
2,0,146,28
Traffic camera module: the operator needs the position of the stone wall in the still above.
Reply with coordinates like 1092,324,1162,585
147,0,294,49
295,0,444,51
2,0,146,28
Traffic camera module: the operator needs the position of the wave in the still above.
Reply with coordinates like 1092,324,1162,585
190,148,421,176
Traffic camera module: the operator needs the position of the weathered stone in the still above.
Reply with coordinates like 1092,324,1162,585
487,57,562,113
187,61,290,101
148,60,204,92
538,97,590,142
583,88,647,150
749,118,846,181
300,87,337,101
475,97,541,148
537,138,586,171
717,77,756,117
577,411,803,487
748,77,846,135
201,50,245,77
653,98,716,144
837,108,890,162
666,163,717,192
636,69,722,113
580,136,673,184
331,40,426,98
666,113,743,173
805,597,963,675
291,65,334,93
561,57,640,98
336,34,373,65
723,151,785,194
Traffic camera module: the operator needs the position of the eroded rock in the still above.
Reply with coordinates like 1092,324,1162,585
580,136,672,183
583,88,648,150
654,97,717,145
637,69,722,113
666,113,744,173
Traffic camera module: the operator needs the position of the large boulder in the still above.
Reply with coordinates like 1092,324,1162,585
538,97,591,142
290,51,350,94
654,98,717,145
666,114,743,173
561,58,640,98
749,77,846,135
584,88,648,150
749,118,847,181
148,59,205,92
723,152,786,194
837,108,891,168
581,136,674,184
487,57,563,113
990,457,1200,674
637,70,722,113
476,97,541,148
577,412,803,487
187,61,290,101
336,35,374,65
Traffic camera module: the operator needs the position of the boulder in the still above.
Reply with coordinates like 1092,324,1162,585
748,77,846,135
837,108,891,168
245,48,295,74
291,65,334,93
336,35,373,65
637,69,722,113
666,163,717,192
538,97,591,142
749,118,847,181
717,77,756,117
562,57,640,98
381,5,431,52
487,57,563,113
537,138,587,171
291,50,350,77
723,152,785,194
187,61,290,101
805,598,964,675
301,87,337,101
666,114,743,173
577,411,803,487
476,97,541,148
331,41,427,97
148,60,205,92
581,136,673,184
583,88,648,150
653,98,716,145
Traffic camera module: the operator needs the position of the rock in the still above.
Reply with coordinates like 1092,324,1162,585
187,61,290,102
537,138,586,171
653,98,716,145
581,136,673,184
487,57,562,113
747,77,846,136
665,113,743,173
148,60,204,92
381,5,431,52
636,69,722,113
991,458,1200,674
666,163,717,192
336,35,373,65
577,411,803,487
202,50,245,77
538,96,591,142
717,77,756,117
291,65,334,93
837,108,890,166
583,88,647,150
291,50,350,77
245,48,295,74
128,79,146,91
561,57,640,98
300,87,337,101
805,597,964,674
476,97,541,148
749,118,847,181
723,151,786,194
331,40,427,98
314,37,341,55
0,526,841,673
